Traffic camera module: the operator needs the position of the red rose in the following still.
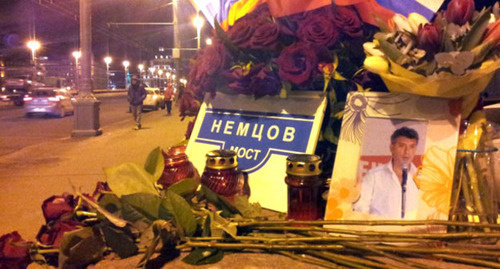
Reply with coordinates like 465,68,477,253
250,22,282,50
228,16,258,48
417,23,441,54
249,65,281,97
276,42,318,85
332,6,363,38
445,0,474,26
41,193,77,223
296,15,340,48
91,181,111,201
199,41,231,77
36,220,81,248
0,231,31,269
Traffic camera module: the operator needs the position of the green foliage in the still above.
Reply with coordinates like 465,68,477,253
105,163,158,197
198,185,241,218
144,147,165,181
182,248,224,265
98,223,138,258
461,7,492,51
233,195,262,218
121,193,163,222
167,177,200,197
162,191,197,237
58,227,105,269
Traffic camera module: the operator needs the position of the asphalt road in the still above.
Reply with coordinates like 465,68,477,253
0,92,135,156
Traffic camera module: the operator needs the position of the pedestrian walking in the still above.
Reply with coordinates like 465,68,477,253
128,75,147,130
164,83,174,115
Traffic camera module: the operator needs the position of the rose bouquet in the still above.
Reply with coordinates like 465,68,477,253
363,0,500,117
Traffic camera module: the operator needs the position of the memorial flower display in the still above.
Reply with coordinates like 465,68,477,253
363,0,500,116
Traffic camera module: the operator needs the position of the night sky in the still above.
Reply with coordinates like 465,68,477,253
0,0,207,69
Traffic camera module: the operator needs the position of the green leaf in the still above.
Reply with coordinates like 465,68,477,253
199,185,241,218
323,126,339,145
78,192,127,228
121,193,163,222
208,211,238,238
161,191,197,237
99,224,138,258
214,19,240,57
461,7,492,51
233,195,261,218
167,177,200,197
105,163,158,198
374,33,410,65
144,147,165,181
182,248,224,265
58,227,105,269
97,193,122,214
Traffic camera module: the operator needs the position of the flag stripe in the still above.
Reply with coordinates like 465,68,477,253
266,0,331,18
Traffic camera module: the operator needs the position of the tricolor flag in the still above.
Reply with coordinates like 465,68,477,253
190,0,445,30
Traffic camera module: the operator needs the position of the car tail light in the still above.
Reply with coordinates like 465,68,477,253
23,96,33,101
48,97,60,102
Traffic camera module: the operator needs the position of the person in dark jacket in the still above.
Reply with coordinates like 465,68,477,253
128,75,147,130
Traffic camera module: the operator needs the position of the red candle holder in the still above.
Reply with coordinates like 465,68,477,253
158,145,199,189
201,150,242,200
285,154,325,221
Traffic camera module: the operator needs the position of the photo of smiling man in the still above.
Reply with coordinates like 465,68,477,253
352,126,422,219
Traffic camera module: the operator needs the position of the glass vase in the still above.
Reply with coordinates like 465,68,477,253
448,147,498,233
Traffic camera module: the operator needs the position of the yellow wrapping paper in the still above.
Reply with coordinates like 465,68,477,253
375,59,500,117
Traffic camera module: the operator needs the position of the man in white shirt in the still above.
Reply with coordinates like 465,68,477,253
352,127,421,219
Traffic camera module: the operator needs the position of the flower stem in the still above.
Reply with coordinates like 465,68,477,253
188,236,436,244
254,226,500,240
306,250,392,269
433,254,500,268
339,242,435,269
236,219,500,229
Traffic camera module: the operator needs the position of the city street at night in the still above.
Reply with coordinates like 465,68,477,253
0,93,189,239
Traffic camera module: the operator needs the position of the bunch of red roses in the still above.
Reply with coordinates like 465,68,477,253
180,3,374,116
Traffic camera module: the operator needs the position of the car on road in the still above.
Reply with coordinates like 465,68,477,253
23,87,75,117
143,87,165,111
1,79,43,106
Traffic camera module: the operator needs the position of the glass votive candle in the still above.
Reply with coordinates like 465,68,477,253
285,154,325,221
201,150,241,199
157,145,199,189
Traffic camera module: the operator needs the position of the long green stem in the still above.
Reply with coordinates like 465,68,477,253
177,241,345,250
465,154,488,227
254,226,500,239
339,242,436,269
307,250,393,269
236,219,500,229
188,236,436,244
433,254,500,268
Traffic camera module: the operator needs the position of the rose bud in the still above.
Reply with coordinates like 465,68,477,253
0,231,32,269
42,194,77,223
417,23,442,54
445,0,475,26
408,12,429,34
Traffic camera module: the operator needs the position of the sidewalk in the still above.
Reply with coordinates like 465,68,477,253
0,108,188,239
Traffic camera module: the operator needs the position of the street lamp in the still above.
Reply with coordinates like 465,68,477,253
72,50,81,89
27,40,41,65
138,64,144,78
104,56,112,89
149,67,156,87
193,13,204,50
157,69,163,88
122,60,130,89
206,38,212,45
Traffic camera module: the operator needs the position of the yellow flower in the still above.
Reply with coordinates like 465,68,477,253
415,146,456,215
408,13,429,34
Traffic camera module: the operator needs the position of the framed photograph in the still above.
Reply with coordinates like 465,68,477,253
325,92,461,225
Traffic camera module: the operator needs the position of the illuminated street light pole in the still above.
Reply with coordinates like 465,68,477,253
123,60,130,89
72,0,102,137
104,56,112,89
193,13,204,50
158,69,163,88
138,64,144,79
149,67,155,87
205,38,212,46
27,40,41,79
72,50,81,90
